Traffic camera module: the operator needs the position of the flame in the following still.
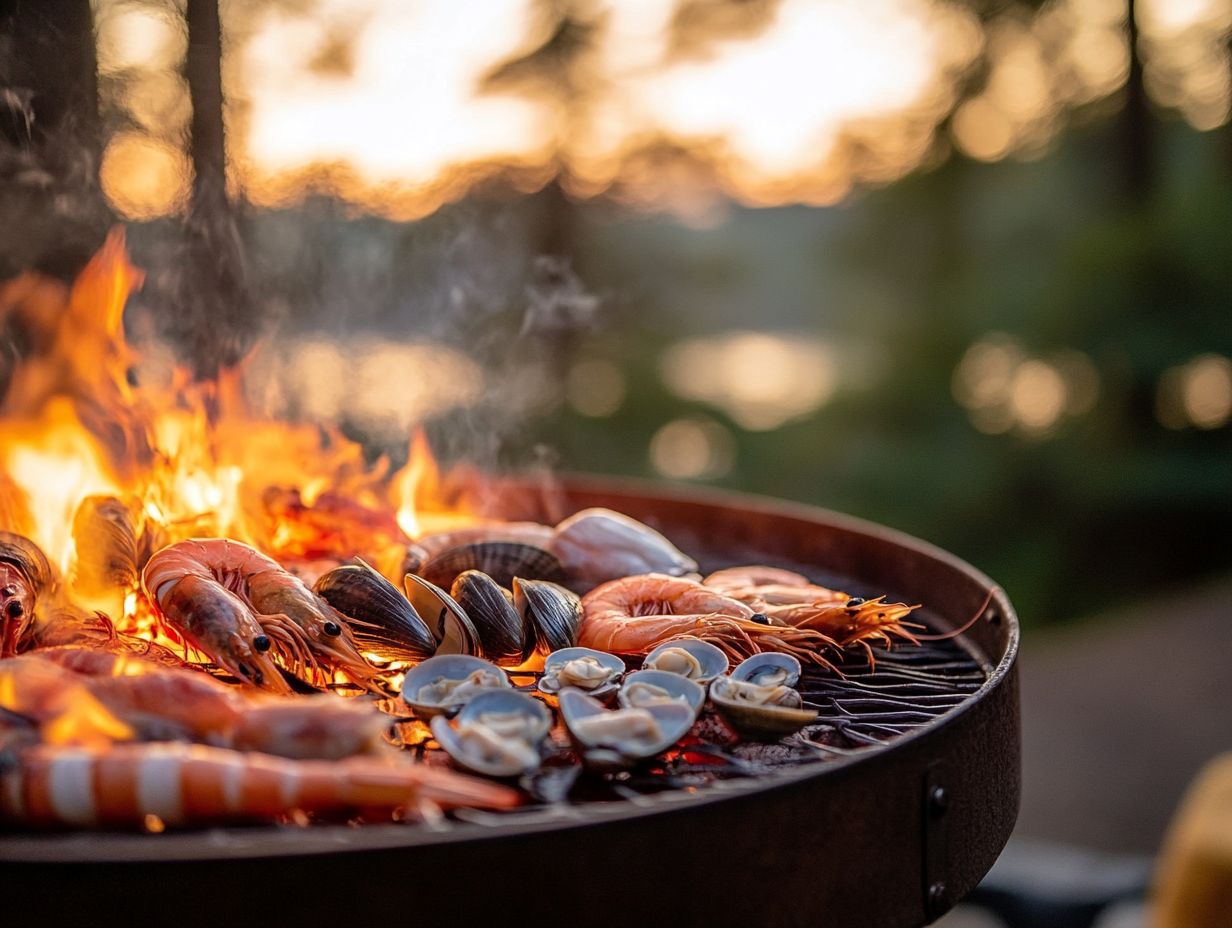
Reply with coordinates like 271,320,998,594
0,231,472,653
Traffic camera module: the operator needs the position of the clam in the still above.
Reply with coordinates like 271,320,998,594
538,647,625,699
618,669,706,717
0,531,53,658
404,573,480,656
400,654,511,719
70,495,138,603
513,578,582,655
450,570,530,666
314,560,436,662
709,674,818,742
729,652,802,688
559,688,694,771
549,508,698,587
420,541,565,592
643,637,729,684
431,689,551,778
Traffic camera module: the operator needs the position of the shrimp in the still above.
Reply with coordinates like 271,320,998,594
578,574,841,666
704,566,920,659
0,741,521,829
142,539,379,694
22,648,389,760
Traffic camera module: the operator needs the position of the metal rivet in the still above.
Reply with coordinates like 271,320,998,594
928,882,949,912
929,786,948,814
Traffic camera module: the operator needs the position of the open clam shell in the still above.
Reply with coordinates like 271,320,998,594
431,689,551,778
558,688,695,770
404,574,480,656
729,652,802,688
537,647,625,699
709,674,818,742
450,570,531,667
421,542,565,592
643,637,729,684
513,578,582,655
314,560,436,662
618,669,706,717
401,654,511,720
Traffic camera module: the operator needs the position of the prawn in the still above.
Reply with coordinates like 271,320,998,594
0,741,521,829
142,539,379,694
704,566,920,660
578,574,842,666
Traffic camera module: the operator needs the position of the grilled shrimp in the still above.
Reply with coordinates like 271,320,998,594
578,574,841,666
142,539,380,693
6,650,388,759
0,741,521,829
704,567,920,657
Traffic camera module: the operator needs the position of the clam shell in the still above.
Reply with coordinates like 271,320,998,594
559,688,695,770
451,570,530,666
643,637,729,684
537,647,625,698
70,495,138,599
618,669,706,716
420,542,565,592
314,560,435,662
401,654,511,720
431,689,551,778
709,674,818,742
404,574,480,656
513,578,581,655
0,531,53,595
729,652,802,688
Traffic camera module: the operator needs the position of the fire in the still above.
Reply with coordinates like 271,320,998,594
0,230,470,652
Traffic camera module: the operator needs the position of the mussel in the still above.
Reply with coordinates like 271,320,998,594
618,669,706,717
559,688,695,771
513,578,582,656
709,654,817,741
401,654,511,720
404,574,480,656
643,637,729,684
538,647,625,700
0,531,53,657
314,560,436,662
450,570,529,666
420,541,565,592
431,689,551,778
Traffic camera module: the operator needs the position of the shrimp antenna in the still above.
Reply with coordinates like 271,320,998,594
912,586,1001,642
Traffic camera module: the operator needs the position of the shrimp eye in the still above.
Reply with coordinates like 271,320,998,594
846,597,866,608
323,621,342,637
5,600,23,619
253,635,271,652
750,613,771,625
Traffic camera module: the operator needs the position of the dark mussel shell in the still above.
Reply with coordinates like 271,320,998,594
70,495,139,599
404,574,480,656
450,570,531,667
513,578,582,655
420,541,565,593
314,560,435,662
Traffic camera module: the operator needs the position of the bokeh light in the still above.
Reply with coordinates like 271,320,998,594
649,417,736,479
565,359,627,418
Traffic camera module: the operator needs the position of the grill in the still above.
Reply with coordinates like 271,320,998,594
0,478,1020,928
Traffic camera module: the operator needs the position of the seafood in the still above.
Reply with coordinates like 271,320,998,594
512,578,582,655
579,574,840,666
709,672,817,741
421,541,565,592
617,669,706,715
70,495,139,612
431,689,551,778
413,522,554,560
401,654,511,720
0,741,520,828
643,637,729,684
404,574,480,656
537,647,624,699
559,689,695,770
549,508,698,588
0,531,53,657
450,570,527,665
704,567,920,657
314,560,436,663
8,649,388,760
142,539,379,693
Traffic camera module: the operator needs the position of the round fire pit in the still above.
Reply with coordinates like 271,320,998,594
0,479,1019,928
